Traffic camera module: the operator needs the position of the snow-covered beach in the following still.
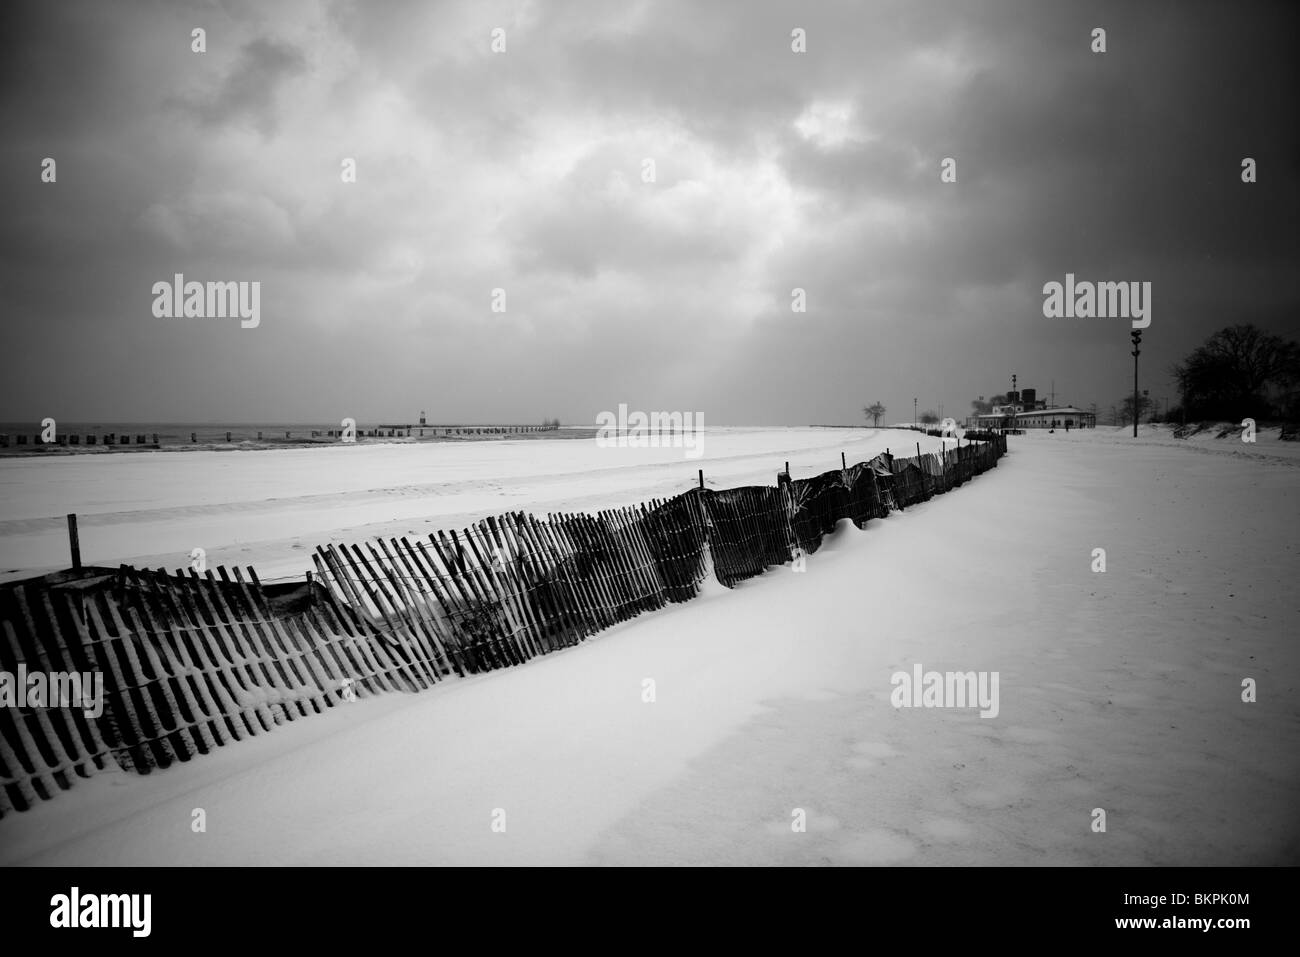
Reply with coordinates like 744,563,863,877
1,426,1294,866
0,426,939,583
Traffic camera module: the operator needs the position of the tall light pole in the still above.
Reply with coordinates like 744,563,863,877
914,397,917,426
1130,329,1143,437
1010,373,1017,433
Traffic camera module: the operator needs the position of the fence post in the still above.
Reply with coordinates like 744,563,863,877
66,513,81,570
698,469,704,490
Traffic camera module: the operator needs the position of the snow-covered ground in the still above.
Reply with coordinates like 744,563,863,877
0,427,935,583
1,425,1295,865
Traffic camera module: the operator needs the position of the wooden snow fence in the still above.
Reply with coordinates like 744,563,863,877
0,561,448,817
0,433,1006,817
306,505,714,680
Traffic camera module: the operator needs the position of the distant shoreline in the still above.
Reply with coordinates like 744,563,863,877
0,423,880,458
0,428,596,457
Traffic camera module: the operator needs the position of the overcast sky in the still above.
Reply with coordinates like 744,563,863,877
2,0,1296,425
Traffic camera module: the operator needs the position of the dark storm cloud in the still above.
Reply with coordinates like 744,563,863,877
0,0,1295,426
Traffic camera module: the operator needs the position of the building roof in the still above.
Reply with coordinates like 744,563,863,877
973,407,1093,419
1015,407,1090,416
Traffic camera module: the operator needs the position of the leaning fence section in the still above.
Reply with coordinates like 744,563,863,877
0,433,1006,817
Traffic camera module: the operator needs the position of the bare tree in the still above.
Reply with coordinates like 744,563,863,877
1170,324,1300,421
920,410,940,424
969,394,1008,415
863,402,887,426
1118,394,1154,426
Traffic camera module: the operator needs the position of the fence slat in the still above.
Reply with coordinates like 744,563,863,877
1,619,69,799
131,569,247,745
39,588,111,772
123,569,223,753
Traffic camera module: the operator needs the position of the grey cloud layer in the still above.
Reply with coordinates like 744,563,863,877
1,0,1295,425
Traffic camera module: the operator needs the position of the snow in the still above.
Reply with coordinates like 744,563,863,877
0,427,935,582
0,426,1296,865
